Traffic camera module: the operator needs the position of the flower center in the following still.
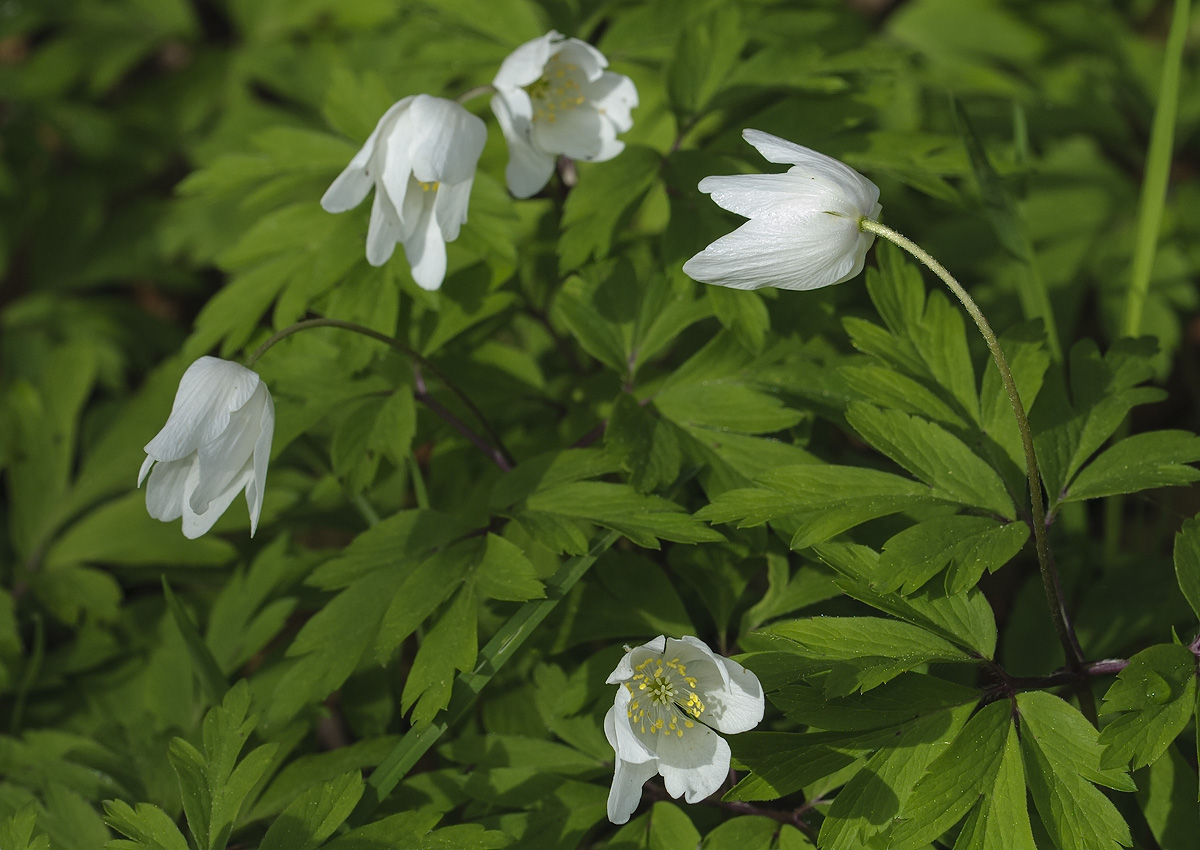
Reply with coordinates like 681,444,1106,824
624,654,705,738
525,54,587,125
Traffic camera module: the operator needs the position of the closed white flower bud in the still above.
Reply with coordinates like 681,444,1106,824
604,635,764,824
683,129,882,291
139,357,274,539
321,94,487,290
491,31,638,199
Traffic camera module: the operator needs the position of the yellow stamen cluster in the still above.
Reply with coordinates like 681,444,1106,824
525,56,587,125
623,654,705,738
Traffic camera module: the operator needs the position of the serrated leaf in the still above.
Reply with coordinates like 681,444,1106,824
950,720,1037,850
840,362,967,429
911,290,980,425
845,403,1013,518
402,587,478,723
666,6,745,118
606,393,683,493
258,771,364,850
472,534,544,602
822,701,976,850
0,807,49,850
1018,691,1133,850
103,801,190,850
1174,516,1200,622
889,701,1011,850
558,146,661,272
700,815,778,850
697,464,945,531
526,481,724,548
706,286,770,354
726,731,870,801
773,673,978,732
878,516,1028,595
656,381,803,434
1063,430,1200,502
1099,644,1197,770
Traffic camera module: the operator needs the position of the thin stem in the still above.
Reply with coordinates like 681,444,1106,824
859,219,1091,703
246,318,515,471
456,84,497,105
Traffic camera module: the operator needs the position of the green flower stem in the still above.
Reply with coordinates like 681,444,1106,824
246,317,515,471
349,528,622,827
859,219,1090,695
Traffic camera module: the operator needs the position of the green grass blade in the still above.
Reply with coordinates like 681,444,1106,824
1123,0,1190,337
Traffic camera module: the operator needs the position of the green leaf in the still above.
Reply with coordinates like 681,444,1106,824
606,394,683,494
755,617,972,695
839,362,967,429
877,515,1029,594
1063,430,1200,502
0,807,49,850
706,287,770,354
1135,745,1200,850
888,701,1011,850
558,146,662,272
648,802,701,850
103,801,190,850
526,481,724,548
402,587,478,724
950,721,1037,850
472,534,544,602
258,771,364,850
665,6,745,118
866,242,926,338
726,731,869,801
822,701,976,850
1174,516,1200,622
845,403,1013,518
656,381,804,435
697,464,945,537
773,673,978,732
1017,691,1134,850
700,816,778,850
162,577,227,706
1099,643,1197,770
911,291,980,425
979,323,1051,475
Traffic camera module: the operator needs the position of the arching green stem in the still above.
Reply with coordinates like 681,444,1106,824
247,318,514,471
859,219,1091,706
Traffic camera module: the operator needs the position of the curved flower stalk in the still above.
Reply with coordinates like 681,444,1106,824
321,94,487,290
682,129,881,291
604,635,764,824
139,357,274,539
491,30,638,198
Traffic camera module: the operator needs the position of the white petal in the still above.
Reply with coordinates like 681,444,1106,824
607,636,667,684
403,199,447,291
182,464,251,539
697,172,861,221
137,454,155,486
531,104,605,160
704,659,764,734
379,131,413,230
605,687,657,763
586,72,638,135
742,129,879,213
556,39,608,81
320,97,413,213
434,178,473,243
654,722,730,803
144,457,194,521
607,756,658,825
683,211,867,291
404,96,487,185
492,92,556,198
493,31,562,90
366,188,402,266
246,385,274,537
189,396,261,514
143,358,260,463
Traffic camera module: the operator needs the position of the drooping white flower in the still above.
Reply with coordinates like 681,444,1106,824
138,357,274,539
321,94,487,290
490,30,638,198
603,635,764,824
683,129,882,291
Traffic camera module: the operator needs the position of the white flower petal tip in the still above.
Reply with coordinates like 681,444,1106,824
604,635,765,824
684,129,882,292
491,31,638,198
140,357,275,539
321,94,486,290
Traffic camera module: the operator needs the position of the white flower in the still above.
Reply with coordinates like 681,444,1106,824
321,94,487,290
682,129,882,291
490,30,638,198
603,635,764,824
138,357,274,539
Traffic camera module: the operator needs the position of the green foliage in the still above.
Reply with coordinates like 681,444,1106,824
4,0,1200,848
